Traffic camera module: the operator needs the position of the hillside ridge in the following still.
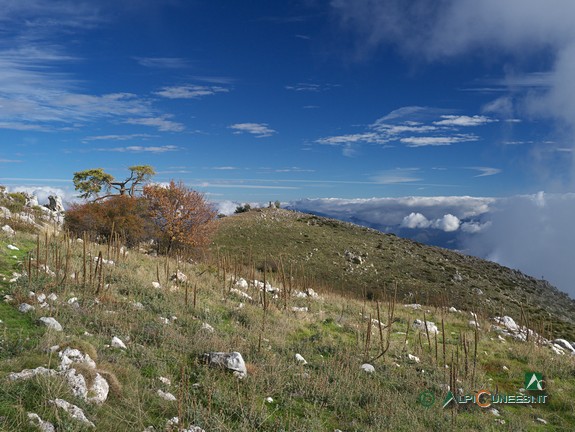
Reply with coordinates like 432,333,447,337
214,207,575,340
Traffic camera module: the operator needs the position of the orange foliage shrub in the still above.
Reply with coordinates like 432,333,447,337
143,180,217,254
65,195,154,246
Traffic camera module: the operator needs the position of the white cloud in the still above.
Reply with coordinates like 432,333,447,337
463,192,575,297
401,212,460,232
83,134,155,141
432,214,460,232
400,212,430,229
316,132,382,145
461,221,491,233
154,84,229,99
468,167,502,177
7,185,76,207
289,196,493,228
229,123,276,138
331,0,575,169
98,145,179,153
316,107,489,151
285,83,339,92
372,168,421,184
434,115,496,127
125,116,184,132
400,135,479,147
135,57,190,68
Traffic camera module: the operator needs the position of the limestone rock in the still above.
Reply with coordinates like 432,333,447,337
203,351,247,378
158,376,171,386
171,270,187,283
59,347,96,371
200,323,215,333
413,319,439,334
19,303,35,313
295,353,308,365
230,288,253,300
360,363,375,373
45,195,65,213
8,367,57,381
63,368,89,400
0,206,12,219
50,399,95,428
38,317,63,331
88,373,110,404
111,336,127,349
157,389,177,401
27,413,55,432
1,224,15,236
494,316,519,332
234,278,249,289
553,339,575,354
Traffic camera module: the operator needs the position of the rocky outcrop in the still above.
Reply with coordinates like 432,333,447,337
203,351,247,378
45,195,65,213
50,399,95,428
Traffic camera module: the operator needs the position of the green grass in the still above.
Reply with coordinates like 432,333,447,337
0,218,573,431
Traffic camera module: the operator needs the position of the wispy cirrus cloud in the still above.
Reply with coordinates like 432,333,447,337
316,106,489,154
400,134,479,147
134,57,191,68
125,116,184,132
211,166,240,170
154,84,229,99
371,168,422,184
83,133,155,142
285,82,340,92
0,158,22,163
229,123,276,138
330,0,575,177
434,115,497,127
97,145,179,153
467,166,502,177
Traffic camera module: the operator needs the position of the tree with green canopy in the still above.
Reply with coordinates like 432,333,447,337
73,165,155,201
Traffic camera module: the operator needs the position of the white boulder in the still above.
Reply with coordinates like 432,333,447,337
494,316,519,332
111,336,127,349
157,389,177,401
19,303,35,313
38,317,63,331
8,367,57,381
413,319,439,334
203,352,247,378
27,413,55,432
50,399,95,428
360,363,375,373
295,353,308,365
1,225,15,236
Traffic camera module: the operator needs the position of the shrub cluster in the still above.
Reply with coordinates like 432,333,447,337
65,181,216,254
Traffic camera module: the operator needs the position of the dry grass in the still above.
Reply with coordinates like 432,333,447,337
0,225,573,431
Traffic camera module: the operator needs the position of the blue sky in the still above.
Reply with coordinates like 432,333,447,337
1,1,575,295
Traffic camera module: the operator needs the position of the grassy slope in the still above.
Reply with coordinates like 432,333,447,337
213,208,575,340
0,223,573,431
